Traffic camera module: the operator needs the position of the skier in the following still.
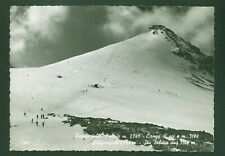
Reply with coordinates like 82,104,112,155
42,121,45,127
24,112,26,116
36,115,39,119
36,121,38,126
31,118,34,123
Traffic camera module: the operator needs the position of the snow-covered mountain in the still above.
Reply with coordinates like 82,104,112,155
10,25,214,150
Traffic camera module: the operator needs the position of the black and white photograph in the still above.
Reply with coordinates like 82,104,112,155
9,6,214,151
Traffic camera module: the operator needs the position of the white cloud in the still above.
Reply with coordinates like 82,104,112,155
103,6,144,38
180,7,214,55
103,6,214,55
10,6,68,67
25,6,67,39
10,6,214,67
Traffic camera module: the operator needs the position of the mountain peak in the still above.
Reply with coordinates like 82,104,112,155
148,25,182,45
149,24,168,30
149,25,174,34
148,25,214,76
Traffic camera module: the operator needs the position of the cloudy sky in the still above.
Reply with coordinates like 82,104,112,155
10,6,214,68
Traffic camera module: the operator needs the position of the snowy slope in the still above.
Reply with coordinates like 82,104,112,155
10,25,214,150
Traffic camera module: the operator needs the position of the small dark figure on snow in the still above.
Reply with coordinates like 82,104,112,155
36,121,38,126
24,112,26,116
37,115,39,119
31,119,34,123
42,121,45,127
41,108,43,111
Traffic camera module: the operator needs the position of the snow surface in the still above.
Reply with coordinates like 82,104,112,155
10,29,214,150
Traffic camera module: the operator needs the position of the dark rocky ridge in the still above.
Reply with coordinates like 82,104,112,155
59,113,214,152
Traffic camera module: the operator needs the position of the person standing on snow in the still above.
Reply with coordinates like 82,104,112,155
42,121,45,127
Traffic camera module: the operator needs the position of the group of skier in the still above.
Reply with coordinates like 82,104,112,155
158,89,178,96
31,119,45,127
24,107,47,128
